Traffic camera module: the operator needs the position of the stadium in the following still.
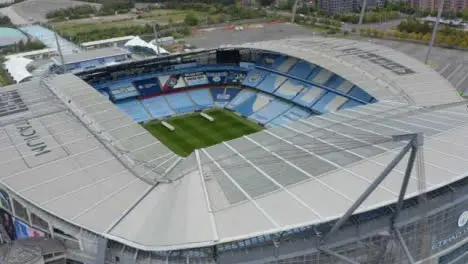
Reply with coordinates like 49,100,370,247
0,36,468,264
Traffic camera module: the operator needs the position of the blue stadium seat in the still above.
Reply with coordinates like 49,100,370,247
116,100,151,122
335,80,355,93
141,96,175,119
257,54,297,72
242,69,267,88
234,93,273,116
210,88,240,107
309,68,334,85
275,79,307,100
347,87,374,103
339,99,365,111
310,92,342,113
255,72,287,93
288,60,317,79
226,89,256,110
188,89,214,109
268,106,311,127
165,92,197,114
324,75,344,90
249,100,291,124
292,84,326,108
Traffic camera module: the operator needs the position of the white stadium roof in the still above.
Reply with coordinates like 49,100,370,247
1,37,468,251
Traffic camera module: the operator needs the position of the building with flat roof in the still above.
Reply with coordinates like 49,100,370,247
81,36,136,51
50,47,132,73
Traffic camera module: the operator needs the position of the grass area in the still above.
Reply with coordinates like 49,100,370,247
142,109,263,157
0,68,12,86
52,9,202,33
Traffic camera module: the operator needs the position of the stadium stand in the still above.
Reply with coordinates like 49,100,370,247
268,106,311,127
256,54,297,72
249,99,291,124
309,68,334,84
242,69,267,87
254,72,287,93
141,96,175,119
324,74,344,89
188,89,214,109
116,100,151,122
348,86,375,103
274,79,307,100
108,82,140,101
133,77,163,96
292,83,326,108
210,87,240,107
310,92,348,113
165,92,197,113
234,93,273,116
335,80,355,93
287,59,317,79
226,89,256,110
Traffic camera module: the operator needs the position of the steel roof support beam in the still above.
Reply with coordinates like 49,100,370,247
319,247,360,264
320,134,418,245
393,226,415,264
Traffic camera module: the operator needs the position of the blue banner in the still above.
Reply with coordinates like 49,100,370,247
133,78,162,96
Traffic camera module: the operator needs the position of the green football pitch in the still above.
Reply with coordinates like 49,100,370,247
142,109,264,157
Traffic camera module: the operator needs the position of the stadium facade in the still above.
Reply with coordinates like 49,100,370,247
0,37,467,264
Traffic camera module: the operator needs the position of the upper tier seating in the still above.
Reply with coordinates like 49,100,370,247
249,100,291,124
335,80,355,93
309,68,334,85
292,84,326,108
268,106,311,127
275,79,307,100
287,60,317,79
165,92,197,113
324,75,344,90
242,69,267,88
188,89,214,109
141,96,175,119
348,86,374,103
257,54,297,72
116,100,150,123
310,92,348,113
339,100,364,110
255,72,287,93
211,88,241,107
234,93,273,116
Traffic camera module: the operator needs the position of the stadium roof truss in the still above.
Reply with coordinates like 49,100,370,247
1,37,468,254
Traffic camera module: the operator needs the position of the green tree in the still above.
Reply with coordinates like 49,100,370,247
184,11,200,26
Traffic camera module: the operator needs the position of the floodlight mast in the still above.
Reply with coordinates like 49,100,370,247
291,0,300,23
358,0,367,25
53,27,66,73
318,133,424,264
152,22,160,56
425,0,444,64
